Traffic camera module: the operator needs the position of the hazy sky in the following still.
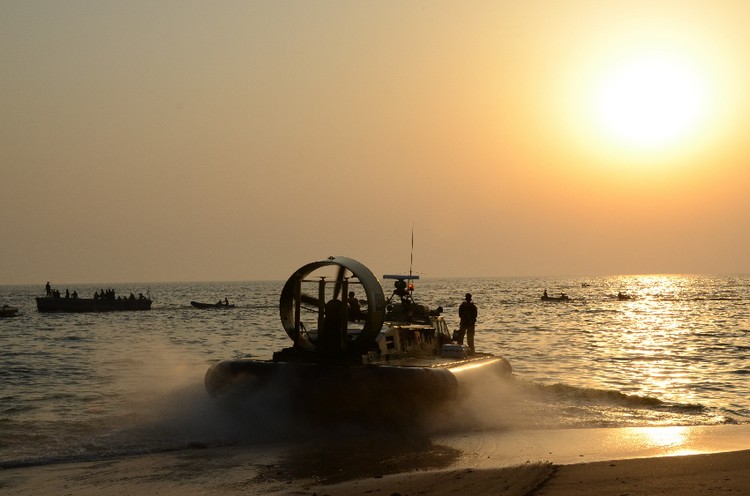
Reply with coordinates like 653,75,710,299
3,1,749,284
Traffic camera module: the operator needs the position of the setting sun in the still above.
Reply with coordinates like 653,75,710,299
593,54,710,150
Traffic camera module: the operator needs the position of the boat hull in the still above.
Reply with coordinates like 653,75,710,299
36,297,152,313
190,301,236,309
541,296,569,302
1,306,19,317
205,355,511,418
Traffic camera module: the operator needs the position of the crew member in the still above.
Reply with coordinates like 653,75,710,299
458,293,478,354
347,291,364,321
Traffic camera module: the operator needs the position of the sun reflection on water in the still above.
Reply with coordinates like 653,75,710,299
625,426,704,457
602,275,706,409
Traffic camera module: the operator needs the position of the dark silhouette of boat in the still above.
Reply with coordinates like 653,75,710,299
205,256,512,419
36,295,152,313
1,305,19,317
541,290,570,302
191,300,236,309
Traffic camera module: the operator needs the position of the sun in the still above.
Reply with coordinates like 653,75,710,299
592,54,710,151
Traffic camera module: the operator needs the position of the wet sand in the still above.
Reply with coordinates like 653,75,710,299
2,425,749,495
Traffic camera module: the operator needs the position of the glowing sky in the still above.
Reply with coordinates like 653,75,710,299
2,1,749,284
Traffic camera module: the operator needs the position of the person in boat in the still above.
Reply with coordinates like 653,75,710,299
45,281,51,296
543,289,548,298
429,305,443,316
347,291,364,321
321,298,347,352
72,290,78,299
224,298,229,306
458,293,478,354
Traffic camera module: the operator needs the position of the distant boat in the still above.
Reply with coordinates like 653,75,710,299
617,292,634,300
191,300,236,309
36,295,152,313
541,291,570,302
1,305,19,317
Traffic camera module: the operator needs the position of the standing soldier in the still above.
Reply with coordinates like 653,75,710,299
458,293,478,355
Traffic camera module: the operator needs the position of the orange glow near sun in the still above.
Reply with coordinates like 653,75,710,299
550,19,741,174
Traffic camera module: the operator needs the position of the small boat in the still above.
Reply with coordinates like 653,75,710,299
541,291,570,302
1,305,19,317
36,294,152,313
191,300,236,309
204,256,512,418
617,292,634,300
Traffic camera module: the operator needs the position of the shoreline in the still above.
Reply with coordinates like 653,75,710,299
2,424,749,495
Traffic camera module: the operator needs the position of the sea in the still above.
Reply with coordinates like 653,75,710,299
1,274,749,470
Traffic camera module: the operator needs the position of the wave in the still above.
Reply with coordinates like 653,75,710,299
528,381,668,407
0,440,237,470
502,378,741,428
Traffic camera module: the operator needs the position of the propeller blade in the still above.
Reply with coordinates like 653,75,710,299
332,265,347,300
300,293,320,307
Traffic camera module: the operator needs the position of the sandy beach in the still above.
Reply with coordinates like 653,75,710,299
301,450,750,496
3,425,748,495
2,448,748,496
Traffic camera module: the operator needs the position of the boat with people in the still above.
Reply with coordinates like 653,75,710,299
191,299,236,309
1,304,19,317
204,256,512,418
541,290,570,302
36,286,152,313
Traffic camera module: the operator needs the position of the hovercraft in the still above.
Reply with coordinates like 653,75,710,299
204,256,511,417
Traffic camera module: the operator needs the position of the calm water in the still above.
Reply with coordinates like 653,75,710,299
1,274,749,467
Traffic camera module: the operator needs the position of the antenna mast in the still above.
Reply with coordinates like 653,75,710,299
409,224,414,277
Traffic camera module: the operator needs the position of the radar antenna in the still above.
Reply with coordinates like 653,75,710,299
409,224,414,279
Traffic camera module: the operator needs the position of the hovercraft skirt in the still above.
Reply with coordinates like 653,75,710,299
205,355,510,417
